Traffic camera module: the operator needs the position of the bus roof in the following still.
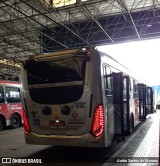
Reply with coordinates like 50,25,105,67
0,80,21,86
30,49,81,61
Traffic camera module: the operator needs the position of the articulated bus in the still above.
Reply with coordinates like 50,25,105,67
0,80,23,130
21,47,153,147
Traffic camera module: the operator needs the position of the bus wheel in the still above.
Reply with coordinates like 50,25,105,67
0,117,5,131
11,114,21,128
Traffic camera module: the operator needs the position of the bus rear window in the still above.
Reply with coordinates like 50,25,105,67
26,56,86,85
24,55,87,104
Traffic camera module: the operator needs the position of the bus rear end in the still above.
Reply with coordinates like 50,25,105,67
21,49,106,147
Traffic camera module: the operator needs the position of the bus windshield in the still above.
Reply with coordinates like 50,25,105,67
24,55,87,104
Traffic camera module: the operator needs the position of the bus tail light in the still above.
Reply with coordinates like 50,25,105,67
23,110,31,135
91,104,104,137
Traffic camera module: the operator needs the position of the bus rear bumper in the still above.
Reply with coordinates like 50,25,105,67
25,132,105,147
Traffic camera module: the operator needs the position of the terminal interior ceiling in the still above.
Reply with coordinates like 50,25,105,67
0,0,160,79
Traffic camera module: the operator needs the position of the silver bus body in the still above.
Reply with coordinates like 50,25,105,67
21,48,153,147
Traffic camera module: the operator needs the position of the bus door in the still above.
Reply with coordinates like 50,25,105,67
112,72,124,141
146,87,153,114
138,84,146,121
104,66,114,140
123,76,131,135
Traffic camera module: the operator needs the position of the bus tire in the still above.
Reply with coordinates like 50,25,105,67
0,116,5,131
11,114,21,128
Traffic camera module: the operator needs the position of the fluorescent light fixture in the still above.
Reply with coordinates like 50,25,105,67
0,59,20,68
53,0,76,8
43,0,88,8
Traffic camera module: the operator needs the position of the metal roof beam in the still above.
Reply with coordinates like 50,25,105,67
0,7,44,55
0,25,39,53
20,0,92,46
78,0,114,43
0,0,107,23
117,0,141,39
1,0,69,50
37,0,107,13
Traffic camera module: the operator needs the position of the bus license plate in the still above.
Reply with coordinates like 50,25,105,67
50,121,65,128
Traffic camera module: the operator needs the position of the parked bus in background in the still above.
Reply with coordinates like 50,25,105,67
21,47,153,147
0,80,23,130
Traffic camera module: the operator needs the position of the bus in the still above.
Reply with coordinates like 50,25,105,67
0,80,23,130
21,47,153,147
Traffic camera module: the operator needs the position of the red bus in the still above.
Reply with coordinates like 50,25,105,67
0,80,23,130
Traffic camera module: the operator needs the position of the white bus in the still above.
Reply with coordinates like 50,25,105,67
21,47,153,147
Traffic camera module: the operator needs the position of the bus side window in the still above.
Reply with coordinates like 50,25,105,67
130,79,133,92
146,87,151,104
123,78,127,100
0,86,5,103
139,84,144,100
133,80,138,99
129,78,133,99
103,65,112,96
5,87,21,103
113,73,123,104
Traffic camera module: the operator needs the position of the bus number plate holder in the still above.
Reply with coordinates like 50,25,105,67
50,121,65,128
